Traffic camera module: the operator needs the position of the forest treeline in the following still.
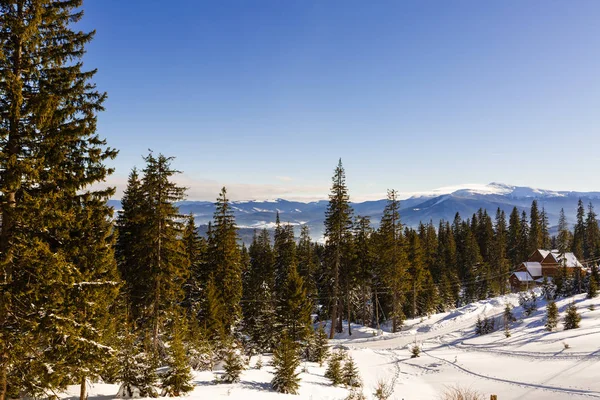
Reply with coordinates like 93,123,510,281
2,2,600,399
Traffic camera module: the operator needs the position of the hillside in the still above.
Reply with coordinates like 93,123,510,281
62,290,600,399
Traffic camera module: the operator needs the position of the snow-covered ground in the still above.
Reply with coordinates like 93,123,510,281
64,291,600,399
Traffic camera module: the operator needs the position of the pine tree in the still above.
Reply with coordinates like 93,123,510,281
353,216,375,326
116,331,159,398
545,301,559,331
491,209,510,295
342,355,361,388
183,214,207,317
563,302,581,330
243,229,276,352
407,230,426,318
507,207,522,267
325,350,345,386
0,2,118,397
503,304,514,337
297,225,319,311
324,159,354,338
557,209,572,257
117,169,146,320
588,273,598,299
161,320,194,396
573,199,586,260
519,211,530,262
528,200,542,253
585,202,600,259
220,347,244,384
139,153,188,352
271,335,301,394
277,264,313,343
540,207,551,249
311,325,330,366
377,189,407,332
206,187,243,334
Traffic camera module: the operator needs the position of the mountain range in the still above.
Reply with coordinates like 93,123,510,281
109,183,600,243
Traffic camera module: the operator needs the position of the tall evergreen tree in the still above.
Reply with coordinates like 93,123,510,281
183,214,207,319
572,199,586,260
206,188,243,335
377,189,407,332
585,202,600,259
528,200,542,253
139,153,188,352
353,216,375,326
406,230,425,319
490,208,510,295
519,211,530,261
324,159,353,338
0,1,118,397
540,207,551,249
297,225,319,310
557,209,572,256
277,264,313,343
507,207,522,267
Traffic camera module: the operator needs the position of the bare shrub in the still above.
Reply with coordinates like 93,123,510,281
440,385,485,400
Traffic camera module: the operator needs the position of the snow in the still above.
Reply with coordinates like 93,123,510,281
513,271,535,282
61,291,600,400
523,262,542,277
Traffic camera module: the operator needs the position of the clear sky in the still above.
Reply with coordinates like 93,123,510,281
80,0,600,201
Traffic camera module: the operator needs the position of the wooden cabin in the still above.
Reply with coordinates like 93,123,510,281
509,249,585,292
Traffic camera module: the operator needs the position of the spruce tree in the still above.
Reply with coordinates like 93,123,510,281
139,153,188,352
324,159,353,338
518,211,530,261
183,214,207,317
491,209,510,295
588,273,598,299
325,350,345,386
206,188,243,335
297,225,319,311
277,264,313,343
0,2,118,397
528,200,542,253
116,331,159,398
342,355,361,388
220,347,244,384
407,230,426,318
311,325,330,366
243,229,276,352
563,302,581,330
573,199,586,260
545,301,559,331
585,202,600,259
507,207,522,266
161,320,194,396
540,207,551,250
271,335,301,394
377,189,407,332
557,209,572,256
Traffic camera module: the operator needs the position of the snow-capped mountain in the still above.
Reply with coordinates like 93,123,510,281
109,183,600,242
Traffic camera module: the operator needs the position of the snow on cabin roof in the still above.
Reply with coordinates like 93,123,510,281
513,271,535,282
537,250,551,258
546,250,583,268
523,262,542,277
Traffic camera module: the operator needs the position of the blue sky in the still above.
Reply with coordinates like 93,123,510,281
81,1,600,201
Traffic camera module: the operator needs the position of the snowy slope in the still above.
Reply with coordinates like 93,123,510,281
62,291,600,400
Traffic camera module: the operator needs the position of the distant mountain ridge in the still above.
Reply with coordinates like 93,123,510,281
109,183,600,243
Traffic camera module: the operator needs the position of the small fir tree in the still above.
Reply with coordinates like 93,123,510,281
564,302,581,330
410,344,421,358
310,325,330,366
271,335,301,394
342,355,362,388
545,301,559,332
588,274,598,299
116,332,158,398
325,349,345,386
161,321,194,396
220,346,245,384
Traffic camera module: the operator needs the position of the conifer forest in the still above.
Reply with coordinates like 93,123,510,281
2,2,600,400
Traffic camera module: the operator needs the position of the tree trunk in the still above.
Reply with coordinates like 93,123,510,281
413,280,417,319
329,299,337,339
0,363,7,400
346,285,351,336
79,376,87,400
375,291,380,331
